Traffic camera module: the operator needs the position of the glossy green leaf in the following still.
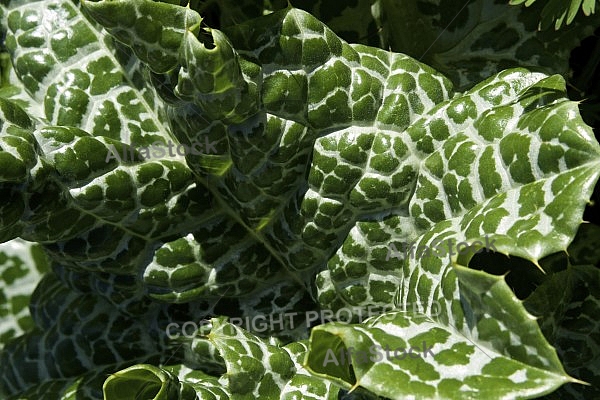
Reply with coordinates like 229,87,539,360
306,298,578,399
103,364,186,399
106,318,343,399
81,0,202,73
0,1,598,399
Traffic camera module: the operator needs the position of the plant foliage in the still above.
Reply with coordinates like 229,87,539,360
510,0,597,30
0,0,599,399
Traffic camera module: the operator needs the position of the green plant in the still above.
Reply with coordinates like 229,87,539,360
0,0,599,399
510,0,597,30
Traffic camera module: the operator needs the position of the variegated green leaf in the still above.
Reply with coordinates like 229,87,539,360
0,1,598,399
256,0,600,90
174,317,342,400
316,70,600,313
5,370,111,400
103,364,202,399
374,0,600,89
306,297,578,399
104,318,345,399
525,264,600,399
81,0,203,73
0,238,49,350
0,272,172,398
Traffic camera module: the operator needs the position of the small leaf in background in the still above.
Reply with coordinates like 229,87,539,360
510,0,597,30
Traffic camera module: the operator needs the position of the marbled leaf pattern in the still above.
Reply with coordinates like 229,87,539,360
0,1,598,399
